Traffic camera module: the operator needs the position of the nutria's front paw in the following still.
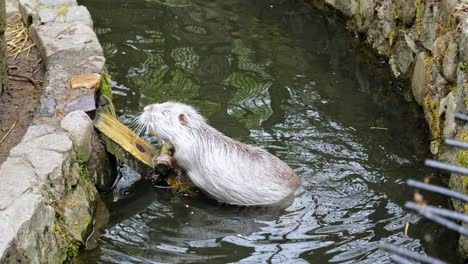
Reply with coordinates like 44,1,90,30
156,154,174,167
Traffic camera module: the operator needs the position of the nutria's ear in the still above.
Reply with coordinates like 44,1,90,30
178,113,188,125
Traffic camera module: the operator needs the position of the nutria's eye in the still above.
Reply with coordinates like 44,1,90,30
162,110,170,115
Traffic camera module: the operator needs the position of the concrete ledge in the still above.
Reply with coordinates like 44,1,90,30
0,0,113,262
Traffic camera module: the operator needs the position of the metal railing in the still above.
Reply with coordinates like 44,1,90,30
381,113,468,264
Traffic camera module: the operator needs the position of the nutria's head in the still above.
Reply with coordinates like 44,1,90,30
137,102,206,145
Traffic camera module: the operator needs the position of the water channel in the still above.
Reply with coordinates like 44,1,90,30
77,0,462,262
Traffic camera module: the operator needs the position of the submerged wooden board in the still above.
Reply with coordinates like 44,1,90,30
94,112,157,168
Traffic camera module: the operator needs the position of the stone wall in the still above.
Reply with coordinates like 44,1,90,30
0,0,5,93
311,0,468,258
0,0,114,262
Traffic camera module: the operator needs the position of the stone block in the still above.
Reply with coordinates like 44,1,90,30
10,145,64,182
76,56,106,74
6,0,19,15
39,97,57,117
0,158,36,210
411,52,428,106
38,8,57,23
30,22,103,61
20,132,72,153
0,192,42,261
18,0,39,25
66,6,92,28
22,123,56,142
60,110,93,161
63,92,96,113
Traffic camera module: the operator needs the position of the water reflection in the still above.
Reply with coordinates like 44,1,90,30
78,0,461,263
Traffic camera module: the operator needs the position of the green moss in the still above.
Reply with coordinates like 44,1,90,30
100,73,116,117
392,1,399,20
458,133,468,195
424,93,441,141
423,53,434,79
101,73,113,100
449,85,458,93
54,220,81,262
415,0,423,35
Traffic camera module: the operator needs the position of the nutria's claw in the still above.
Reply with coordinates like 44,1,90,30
155,154,174,167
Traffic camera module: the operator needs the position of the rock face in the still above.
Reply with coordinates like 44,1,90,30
312,0,468,258
0,0,114,263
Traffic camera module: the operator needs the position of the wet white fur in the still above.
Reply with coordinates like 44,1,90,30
138,102,300,206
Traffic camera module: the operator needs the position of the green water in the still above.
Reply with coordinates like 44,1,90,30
78,0,462,263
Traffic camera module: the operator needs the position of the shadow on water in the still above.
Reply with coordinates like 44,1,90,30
78,0,463,263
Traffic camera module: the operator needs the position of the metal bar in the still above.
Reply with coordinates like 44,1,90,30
445,138,468,149
424,159,468,175
390,255,418,264
417,209,468,237
405,202,468,223
407,179,468,203
454,113,468,122
380,243,446,264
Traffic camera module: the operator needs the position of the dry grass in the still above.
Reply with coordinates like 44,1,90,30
5,14,35,59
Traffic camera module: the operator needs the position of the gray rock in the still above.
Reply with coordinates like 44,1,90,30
10,145,64,182
420,2,439,52
0,158,36,210
62,178,97,242
22,123,56,142
397,0,416,26
76,56,106,74
88,136,115,191
30,22,103,60
39,97,56,117
61,110,93,162
433,33,458,83
325,0,357,17
18,0,39,25
443,39,458,84
6,0,19,16
0,192,43,260
389,34,414,78
66,6,93,28
404,32,418,53
44,64,72,92
440,91,458,138
356,0,375,31
39,0,77,6
411,52,428,106
19,133,72,153
38,8,57,23
63,93,96,113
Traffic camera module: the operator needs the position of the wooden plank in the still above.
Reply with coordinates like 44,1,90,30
94,112,157,168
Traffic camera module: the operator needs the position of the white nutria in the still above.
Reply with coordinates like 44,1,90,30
137,102,301,206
